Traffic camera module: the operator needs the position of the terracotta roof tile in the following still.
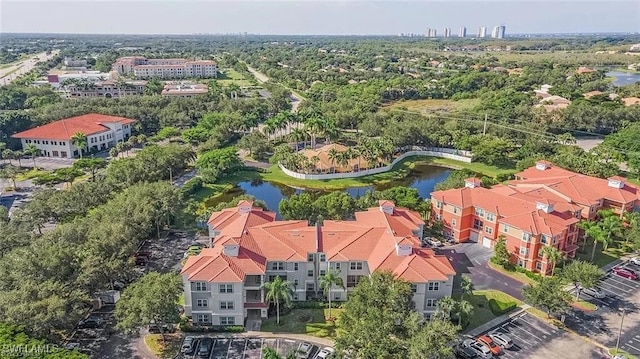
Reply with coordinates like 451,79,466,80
12,113,135,140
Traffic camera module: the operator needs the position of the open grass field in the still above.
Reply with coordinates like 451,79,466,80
216,68,255,87
260,308,342,339
461,290,521,332
385,98,480,113
487,261,536,285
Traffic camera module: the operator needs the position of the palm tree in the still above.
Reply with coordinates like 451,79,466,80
599,210,623,250
319,269,345,319
435,296,456,320
2,149,13,165
70,132,88,158
580,220,606,262
262,276,294,325
310,155,321,173
109,147,119,159
456,300,474,326
262,347,297,359
541,246,564,276
14,150,22,167
23,144,39,168
460,275,474,301
327,148,340,170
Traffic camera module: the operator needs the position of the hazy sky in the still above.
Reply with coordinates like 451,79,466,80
1,1,639,35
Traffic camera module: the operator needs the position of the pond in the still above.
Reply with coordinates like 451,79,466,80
606,71,640,87
208,164,451,216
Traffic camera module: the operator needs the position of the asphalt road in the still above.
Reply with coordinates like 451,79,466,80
244,64,303,113
0,50,59,86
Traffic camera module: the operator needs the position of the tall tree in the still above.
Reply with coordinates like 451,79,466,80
460,275,474,301
115,272,182,342
456,299,474,327
336,271,420,359
0,164,21,189
522,276,571,316
70,132,87,159
560,260,604,301
408,318,459,359
23,144,39,168
73,157,107,181
541,246,564,276
435,295,456,320
491,236,511,266
580,220,606,262
319,268,345,319
262,275,294,325
598,209,623,250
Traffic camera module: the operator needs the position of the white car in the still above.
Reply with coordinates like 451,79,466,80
488,331,513,349
630,257,640,266
462,339,492,359
316,347,334,359
426,238,443,247
578,285,606,299
297,342,312,358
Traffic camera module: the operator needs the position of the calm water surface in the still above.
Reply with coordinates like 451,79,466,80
606,71,640,87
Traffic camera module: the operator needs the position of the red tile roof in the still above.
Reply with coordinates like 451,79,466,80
183,203,454,283
12,113,135,140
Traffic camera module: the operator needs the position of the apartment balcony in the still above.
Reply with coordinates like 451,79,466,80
245,289,264,303
244,275,263,289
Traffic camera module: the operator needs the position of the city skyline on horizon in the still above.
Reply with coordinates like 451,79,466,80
1,1,639,36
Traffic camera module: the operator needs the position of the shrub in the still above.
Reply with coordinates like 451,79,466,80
496,172,515,182
179,322,244,333
291,301,342,309
181,177,203,195
488,298,517,315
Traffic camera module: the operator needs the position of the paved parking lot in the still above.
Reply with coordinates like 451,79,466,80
479,312,603,359
565,260,640,356
178,337,322,359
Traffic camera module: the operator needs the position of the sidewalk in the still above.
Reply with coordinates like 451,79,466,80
244,332,335,347
466,304,531,337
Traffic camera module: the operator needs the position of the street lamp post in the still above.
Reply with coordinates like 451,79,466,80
168,167,173,184
615,308,626,354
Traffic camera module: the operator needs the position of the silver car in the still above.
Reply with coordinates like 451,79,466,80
463,339,493,359
316,347,334,359
488,331,513,349
579,286,606,299
297,342,312,359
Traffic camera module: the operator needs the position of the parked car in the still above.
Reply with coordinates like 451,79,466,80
148,323,176,333
578,286,606,299
78,315,102,329
630,257,640,266
454,344,478,358
487,331,513,349
477,335,502,355
463,339,493,359
181,336,197,355
316,347,334,359
426,237,443,247
613,267,639,280
198,338,213,357
297,342,313,358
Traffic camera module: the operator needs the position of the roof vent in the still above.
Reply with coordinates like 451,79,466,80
395,243,412,256
536,200,554,214
292,231,300,237
223,244,239,257
535,161,551,171
607,176,625,189
464,177,481,188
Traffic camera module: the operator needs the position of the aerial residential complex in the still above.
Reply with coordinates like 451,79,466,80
12,113,135,158
181,200,456,326
425,24,504,38
431,161,640,274
113,56,218,79
61,80,147,99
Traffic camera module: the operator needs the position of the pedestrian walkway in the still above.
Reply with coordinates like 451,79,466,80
467,304,531,337
243,332,335,347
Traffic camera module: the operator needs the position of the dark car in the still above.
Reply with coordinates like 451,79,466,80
78,315,102,329
197,338,213,357
454,344,478,359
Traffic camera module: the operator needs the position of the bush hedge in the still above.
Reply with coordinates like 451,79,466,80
181,177,203,195
488,298,517,315
291,301,343,309
179,323,244,333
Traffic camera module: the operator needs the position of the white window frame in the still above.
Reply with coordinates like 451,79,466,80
426,298,437,307
194,282,207,291
519,247,529,255
219,284,233,293
220,301,234,310
485,226,493,234
436,201,442,209
350,262,363,270
522,232,532,242
293,263,299,271
451,219,457,227
427,282,440,291
220,316,235,325
319,254,326,262
475,208,485,217
502,225,509,233
196,299,208,308
486,213,495,222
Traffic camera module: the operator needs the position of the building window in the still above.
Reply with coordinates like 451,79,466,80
453,207,459,214
220,317,235,325
473,219,484,230
486,213,495,221
220,301,234,310
535,262,542,270
196,314,210,323
293,279,299,286
293,263,299,271
320,270,326,276
307,253,314,262
435,201,442,209
219,284,233,293
347,275,363,288
268,275,280,282
451,219,457,227
541,235,550,245
426,299,437,307
308,270,313,277
502,225,509,233
196,299,208,308
435,214,442,221
519,247,529,256
475,208,485,217
522,232,532,242
319,254,326,262
485,226,493,234
269,262,285,271
538,249,544,258
411,284,417,293
194,282,207,291
52,151,59,157
333,262,341,270
306,283,315,291
428,282,440,291
350,262,363,270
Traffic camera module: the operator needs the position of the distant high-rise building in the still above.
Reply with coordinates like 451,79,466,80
427,28,437,38
478,26,487,38
491,25,506,39
444,28,451,37
458,27,467,38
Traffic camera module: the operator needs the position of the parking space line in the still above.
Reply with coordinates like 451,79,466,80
259,339,264,359
624,342,640,353
605,275,638,289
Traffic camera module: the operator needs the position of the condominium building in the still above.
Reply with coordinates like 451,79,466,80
61,80,147,99
113,56,218,79
161,83,209,98
458,27,467,38
12,113,134,158
478,26,487,38
181,200,456,326
491,25,506,39
431,161,640,274
443,28,452,38
426,28,438,38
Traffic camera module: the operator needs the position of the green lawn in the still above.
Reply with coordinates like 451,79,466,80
191,183,234,202
459,290,521,332
425,157,516,178
16,168,48,181
575,239,625,268
260,308,342,339
144,334,182,359
487,261,536,285
216,68,255,87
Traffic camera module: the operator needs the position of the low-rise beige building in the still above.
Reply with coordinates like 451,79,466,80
161,83,208,98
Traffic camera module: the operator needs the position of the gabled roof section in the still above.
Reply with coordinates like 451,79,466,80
499,209,579,236
12,113,136,140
